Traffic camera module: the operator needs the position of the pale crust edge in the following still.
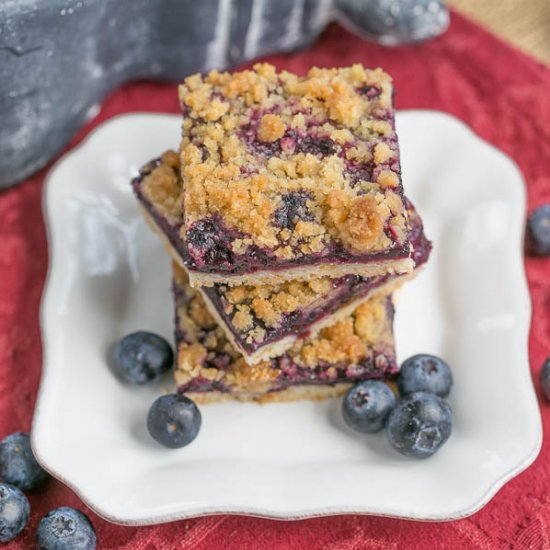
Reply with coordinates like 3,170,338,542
187,257,415,288
183,383,353,404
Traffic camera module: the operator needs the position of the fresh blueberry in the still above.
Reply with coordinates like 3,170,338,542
147,394,201,449
113,331,173,384
539,357,550,400
527,205,550,256
0,432,49,491
386,392,453,458
36,507,96,550
0,483,29,543
342,380,396,433
397,354,453,398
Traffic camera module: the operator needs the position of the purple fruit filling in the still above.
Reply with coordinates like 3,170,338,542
294,135,337,156
273,191,315,230
178,377,231,394
183,220,410,273
356,84,382,99
185,217,236,268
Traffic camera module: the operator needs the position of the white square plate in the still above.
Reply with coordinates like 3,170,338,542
33,111,541,525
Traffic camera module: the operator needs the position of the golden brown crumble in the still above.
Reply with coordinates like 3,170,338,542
377,170,400,188
172,264,394,393
325,194,385,253
178,63,406,260
139,152,183,224
218,276,334,340
258,114,286,142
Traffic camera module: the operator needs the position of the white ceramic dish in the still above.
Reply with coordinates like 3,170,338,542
33,111,541,525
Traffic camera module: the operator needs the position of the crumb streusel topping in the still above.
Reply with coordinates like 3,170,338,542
138,150,182,223
178,63,407,266
216,277,333,343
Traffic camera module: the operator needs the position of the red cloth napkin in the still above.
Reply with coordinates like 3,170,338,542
2,11,550,549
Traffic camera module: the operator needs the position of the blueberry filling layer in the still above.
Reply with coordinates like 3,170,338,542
183,215,411,274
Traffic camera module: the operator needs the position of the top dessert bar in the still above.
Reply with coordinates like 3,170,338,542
178,63,412,287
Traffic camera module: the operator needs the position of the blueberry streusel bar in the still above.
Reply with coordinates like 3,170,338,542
132,151,431,365
172,264,398,403
177,63,412,287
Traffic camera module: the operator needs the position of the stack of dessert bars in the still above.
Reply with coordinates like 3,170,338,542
132,63,431,403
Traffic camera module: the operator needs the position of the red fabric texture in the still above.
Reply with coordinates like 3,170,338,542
1,11,550,549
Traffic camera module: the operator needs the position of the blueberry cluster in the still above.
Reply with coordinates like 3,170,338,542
0,330,202,546
0,432,96,548
113,332,202,449
342,354,454,458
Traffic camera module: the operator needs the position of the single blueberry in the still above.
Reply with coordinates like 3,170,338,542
527,205,550,256
113,331,173,384
397,354,453,398
539,357,550,400
36,507,96,550
0,432,49,491
147,394,201,449
342,380,396,433
0,483,29,543
386,392,453,458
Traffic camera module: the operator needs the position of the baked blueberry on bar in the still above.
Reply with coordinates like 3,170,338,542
132,151,431,365
178,63,412,287
172,264,398,403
